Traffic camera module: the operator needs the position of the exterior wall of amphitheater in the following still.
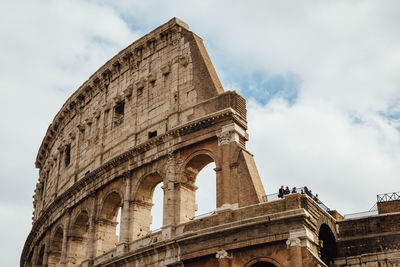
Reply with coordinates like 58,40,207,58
22,18,400,267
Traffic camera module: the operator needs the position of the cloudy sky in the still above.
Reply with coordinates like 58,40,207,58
1,0,400,266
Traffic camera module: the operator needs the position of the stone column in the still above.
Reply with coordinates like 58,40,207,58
216,123,245,211
216,250,231,267
162,152,179,239
85,194,97,262
39,172,47,213
287,237,302,267
43,235,50,267
286,228,316,267
54,148,63,198
60,212,71,267
99,103,111,165
69,130,78,183
117,175,131,254
31,245,38,267
75,124,84,181
219,136,232,207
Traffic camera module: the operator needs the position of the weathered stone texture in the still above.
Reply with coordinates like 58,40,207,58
23,18,400,267
378,199,400,214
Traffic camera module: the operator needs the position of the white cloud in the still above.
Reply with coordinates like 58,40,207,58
0,1,139,265
2,0,400,265
247,98,400,213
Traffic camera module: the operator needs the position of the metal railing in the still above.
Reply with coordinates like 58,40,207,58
343,202,378,219
190,211,215,220
343,210,378,219
377,191,400,203
264,186,331,212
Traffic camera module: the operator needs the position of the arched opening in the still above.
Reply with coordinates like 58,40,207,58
150,183,164,231
36,245,45,266
96,192,122,256
244,258,280,267
318,224,337,265
181,153,215,222
27,250,33,267
195,162,216,216
48,227,63,267
132,173,163,240
250,262,277,267
68,211,89,265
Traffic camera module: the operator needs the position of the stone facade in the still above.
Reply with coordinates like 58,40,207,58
22,18,400,267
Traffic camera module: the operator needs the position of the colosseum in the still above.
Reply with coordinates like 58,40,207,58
22,18,400,267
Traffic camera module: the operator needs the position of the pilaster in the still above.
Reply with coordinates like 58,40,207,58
117,175,132,252
60,212,71,267
216,250,232,267
216,123,246,209
86,194,97,262
286,228,317,267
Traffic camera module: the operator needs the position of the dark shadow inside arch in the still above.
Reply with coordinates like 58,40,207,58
319,224,337,265
132,173,163,240
36,245,44,266
96,192,122,256
69,211,89,265
250,262,277,267
48,227,63,266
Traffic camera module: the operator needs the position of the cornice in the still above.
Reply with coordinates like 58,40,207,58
35,18,190,169
22,107,244,263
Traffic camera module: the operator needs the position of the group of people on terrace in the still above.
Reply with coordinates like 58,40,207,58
278,185,321,204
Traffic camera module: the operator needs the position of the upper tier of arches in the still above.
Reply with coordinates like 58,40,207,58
31,17,233,223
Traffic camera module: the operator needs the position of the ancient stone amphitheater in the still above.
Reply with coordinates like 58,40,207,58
22,18,400,267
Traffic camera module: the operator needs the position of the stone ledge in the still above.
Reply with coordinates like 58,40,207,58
22,107,242,263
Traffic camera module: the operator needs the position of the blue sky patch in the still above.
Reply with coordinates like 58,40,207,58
222,69,301,106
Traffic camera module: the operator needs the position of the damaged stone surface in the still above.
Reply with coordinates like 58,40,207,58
22,18,400,267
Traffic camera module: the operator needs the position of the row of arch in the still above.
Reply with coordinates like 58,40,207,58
27,151,219,267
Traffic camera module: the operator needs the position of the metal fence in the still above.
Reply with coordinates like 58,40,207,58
343,210,378,219
343,202,378,219
377,191,400,203
264,186,331,212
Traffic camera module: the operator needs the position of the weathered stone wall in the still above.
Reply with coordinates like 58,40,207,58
23,18,267,267
378,199,400,214
333,213,400,266
23,17,400,267
32,17,228,222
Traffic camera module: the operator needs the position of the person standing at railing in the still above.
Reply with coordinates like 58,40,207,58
292,187,297,193
304,186,312,197
278,185,284,198
313,193,322,204
284,186,290,195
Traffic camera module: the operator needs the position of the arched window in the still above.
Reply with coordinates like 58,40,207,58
181,153,216,222
318,224,337,265
68,211,89,265
132,173,163,240
36,245,45,266
48,227,63,267
96,192,122,256
150,183,164,231
195,162,216,216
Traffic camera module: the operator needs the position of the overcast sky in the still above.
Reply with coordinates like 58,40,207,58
1,1,400,266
